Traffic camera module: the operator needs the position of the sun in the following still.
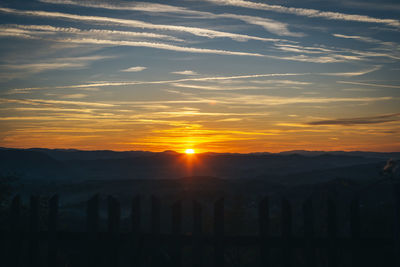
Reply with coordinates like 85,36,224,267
185,148,195,154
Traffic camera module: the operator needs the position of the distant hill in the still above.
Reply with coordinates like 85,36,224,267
0,147,395,183
0,149,66,179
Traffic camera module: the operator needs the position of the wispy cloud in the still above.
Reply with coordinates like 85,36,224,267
274,42,399,62
121,66,147,72
210,94,393,106
1,62,86,73
53,37,370,63
308,113,400,126
58,93,88,99
171,70,198,75
321,65,381,77
0,7,285,43
205,0,400,28
0,24,185,42
337,81,400,88
0,55,109,76
333,33,386,44
0,98,116,107
60,37,266,57
38,0,303,37
10,72,308,92
170,83,270,91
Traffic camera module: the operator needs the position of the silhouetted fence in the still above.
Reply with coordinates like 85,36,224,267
2,185,400,267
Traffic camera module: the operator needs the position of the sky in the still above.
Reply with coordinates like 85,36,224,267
0,0,399,153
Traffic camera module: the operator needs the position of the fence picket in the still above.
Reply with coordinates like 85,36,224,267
151,196,161,267
259,196,269,267
303,198,315,267
172,200,182,267
108,196,121,267
193,200,203,267
327,198,338,267
350,196,361,267
48,195,59,267
131,195,142,267
214,198,224,267
87,194,99,267
29,195,40,267
282,198,292,267
8,195,21,267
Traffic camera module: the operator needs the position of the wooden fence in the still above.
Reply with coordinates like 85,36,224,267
1,184,400,267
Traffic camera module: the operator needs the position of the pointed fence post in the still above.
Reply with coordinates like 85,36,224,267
192,200,203,267
259,196,270,267
303,198,315,267
282,198,292,267
87,194,99,267
327,198,338,267
48,195,59,267
214,198,224,267
29,195,40,267
151,196,161,267
107,196,121,267
350,196,361,267
8,195,21,267
171,200,182,267
130,195,142,267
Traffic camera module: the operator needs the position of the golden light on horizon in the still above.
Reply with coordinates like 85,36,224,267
185,148,195,154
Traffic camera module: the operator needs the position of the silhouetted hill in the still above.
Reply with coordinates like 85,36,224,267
0,149,66,179
0,147,395,183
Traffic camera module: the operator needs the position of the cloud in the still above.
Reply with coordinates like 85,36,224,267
60,37,266,57
171,70,198,75
170,83,272,90
59,93,88,99
321,65,381,77
307,113,400,126
0,24,185,42
268,54,363,63
204,0,400,28
0,98,115,107
337,81,400,88
333,33,383,44
1,62,86,73
0,55,110,79
0,7,285,43
274,43,335,54
10,67,389,93
38,0,303,37
52,37,370,63
121,66,147,72
274,42,400,62
210,94,393,106
10,72,308,92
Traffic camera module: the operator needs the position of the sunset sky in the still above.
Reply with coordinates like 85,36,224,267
0,0,399,153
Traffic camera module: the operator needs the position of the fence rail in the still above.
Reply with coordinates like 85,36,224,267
2,184,400,267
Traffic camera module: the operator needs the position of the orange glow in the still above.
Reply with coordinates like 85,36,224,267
185,148,195,154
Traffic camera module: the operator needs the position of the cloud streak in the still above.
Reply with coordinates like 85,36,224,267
121,66,147,72
38,0,303,37
321,65,381,77
60,37,266,57
0,7,284,43
0,24,185,42
337,81,400,88
205,0,400,28
171,70,198,75
308,113,400,126
10,72,309,92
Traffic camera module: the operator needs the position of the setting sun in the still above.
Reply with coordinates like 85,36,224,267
185,149,195,154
